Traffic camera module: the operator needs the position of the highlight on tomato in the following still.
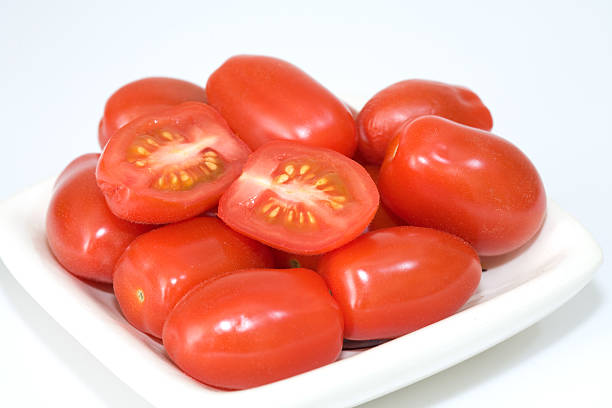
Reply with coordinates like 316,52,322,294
113,216,274,338
46,154,152,283
98,77,207,148
379,115,546,256
162,268,344,390
357,79,493,163
96,102,251,224
206,55,357,156
319,226,482,340
218,141,379,254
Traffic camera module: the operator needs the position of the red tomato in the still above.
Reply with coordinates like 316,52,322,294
273,250,322,270
162,268,343,389
379,115,546,256
357,79,493,163
98,77,206,148
206,55,357,156
113,217,273,338
97,102,251,224
218,141,379,254
319,226,481,340
363,164,404,231
46,154,151,283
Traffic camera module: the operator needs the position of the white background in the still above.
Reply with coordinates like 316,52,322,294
1,0,610,406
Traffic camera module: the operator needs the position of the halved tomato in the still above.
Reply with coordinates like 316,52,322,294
97,102,251,224
218,141,379,255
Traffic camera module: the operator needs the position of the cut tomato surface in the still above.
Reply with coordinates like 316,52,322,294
218,141,379,255
97,102,251,224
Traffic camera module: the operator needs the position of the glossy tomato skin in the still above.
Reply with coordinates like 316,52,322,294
98,77,206,148
162,268,343,390
319,226,481,340
218,141,379,255
46,154,152,283
97,102,251,224
206,55,357,156
113,217,274,338
357,79,493,163
363,164,404,231
379,115,546,256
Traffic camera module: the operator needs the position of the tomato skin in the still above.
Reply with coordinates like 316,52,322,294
319,226,481,340
206,55,357,156
46,154,152,283
273,250,322,270
363,164,404,231
379,115,546,256
113,217,273,338
98,77,206,148
218,141,379,255
97,102,251,224
357,79,493,163
162,268,344,390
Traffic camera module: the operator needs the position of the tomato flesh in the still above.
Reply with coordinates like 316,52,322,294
319,226,481,340
97,102,251,224
218,141,379,254
162,268,344,390
46,154,152,282
98,77,206,148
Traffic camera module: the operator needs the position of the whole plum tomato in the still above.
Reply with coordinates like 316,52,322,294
357,79,493,163
113,216,274,338
97,102,251,224
363,164,404,231
206,55,357,156
46,154,152,283
379,115,546,256
162,268,343,390
319,226,481,340
98,77,206,148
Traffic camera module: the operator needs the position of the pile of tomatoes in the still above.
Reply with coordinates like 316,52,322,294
45,55,546,390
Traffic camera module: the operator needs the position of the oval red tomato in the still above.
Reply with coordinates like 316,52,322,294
96,102,251,224
357,79,493,163
113,217,274,338
379,115,546,256
363,164,404,231
162,268,344,390
98,77,206,148
206,55,357,156
46,154,152,283
218,141,379,254
319,226,481,340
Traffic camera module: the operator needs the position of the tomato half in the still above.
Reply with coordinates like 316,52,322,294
113,217,274,338
319,226,481,340
357,79,493,163
162,268,343,390
98,77,206,148
218,141,379,254
379,115,546,256
46,154,152,283
206,55,357,156
96,102,251,224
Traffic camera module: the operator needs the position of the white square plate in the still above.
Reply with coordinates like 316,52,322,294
0,178,602,408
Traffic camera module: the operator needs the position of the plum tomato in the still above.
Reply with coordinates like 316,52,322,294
96,102,251,224
319,226,482,340
46,154,152,283
357,79,493,163
162,268,343,390
113,217,274,338
98,77,206,148
363,164,404,231
217,141,379,255
379,115,546,256
206,55,357,157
